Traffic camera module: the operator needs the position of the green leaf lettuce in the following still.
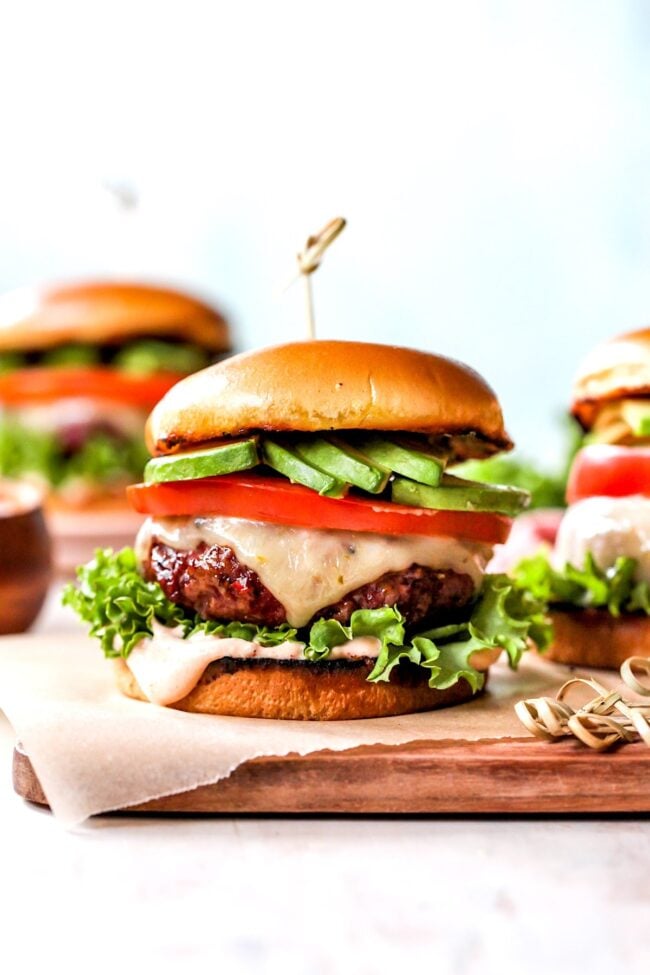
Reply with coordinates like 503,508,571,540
0,419,148,489
513,551,650,617
64,549,551,692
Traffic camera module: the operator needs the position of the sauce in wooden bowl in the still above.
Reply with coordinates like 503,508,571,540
0,480,52,633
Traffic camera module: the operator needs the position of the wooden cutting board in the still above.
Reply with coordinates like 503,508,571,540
13,736,650,815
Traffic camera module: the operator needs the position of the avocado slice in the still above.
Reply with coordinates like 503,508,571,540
263,439,348,497
145,438,260,483
43,344,100,367
391,473,530,516
621,401,650,437
116,340,209,375
294,437,389,494
355,436,446,486
0,351,25,374
584,422,633,446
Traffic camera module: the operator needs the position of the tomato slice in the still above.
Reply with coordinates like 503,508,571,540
127,475,512,544
566,445,650,504
0,367,185,409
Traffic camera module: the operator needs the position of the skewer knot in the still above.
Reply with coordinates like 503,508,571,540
515,655,650,751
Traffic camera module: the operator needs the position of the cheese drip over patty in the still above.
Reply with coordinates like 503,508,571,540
555,495,650,582
136,515,494,628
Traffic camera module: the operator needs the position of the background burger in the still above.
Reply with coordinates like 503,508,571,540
0,280,230,508
65,340,549,720
0,281,230,568
515,326,650,667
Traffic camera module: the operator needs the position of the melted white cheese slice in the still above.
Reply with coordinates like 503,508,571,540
127,622,381,706
136,515,493,627
555,495,650,582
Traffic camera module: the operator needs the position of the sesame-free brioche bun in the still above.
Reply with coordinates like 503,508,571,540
114,647,499,720
0,281,230,353
572,328,650,429
146,340,512,460
544,609,650,669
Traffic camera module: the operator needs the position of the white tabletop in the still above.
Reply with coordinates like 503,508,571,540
1,591,649,974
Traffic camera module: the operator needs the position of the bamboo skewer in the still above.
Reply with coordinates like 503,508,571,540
283,217,346,339
515,656,650,751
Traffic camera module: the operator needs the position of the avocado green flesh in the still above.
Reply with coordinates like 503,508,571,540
355,437,445,486
262,440,348,498
0,352,25,374
391,473,530,515
621,402,650,437
294,437,389,493
145,439,259,483
116,340,209,375
42,344,100,367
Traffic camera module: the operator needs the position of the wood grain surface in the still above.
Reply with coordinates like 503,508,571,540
13,737,650,815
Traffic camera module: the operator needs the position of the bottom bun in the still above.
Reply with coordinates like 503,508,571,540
545,610,650,669
114,653,498,720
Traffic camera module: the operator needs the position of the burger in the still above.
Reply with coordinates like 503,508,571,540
514,327,650,667
0,280,230,508
64,340,548,720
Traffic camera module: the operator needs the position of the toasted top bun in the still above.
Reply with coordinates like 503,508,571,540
0,281,230,353
146,340,512,459
572,327,650,429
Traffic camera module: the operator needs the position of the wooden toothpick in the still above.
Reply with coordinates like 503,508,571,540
286,217,346,339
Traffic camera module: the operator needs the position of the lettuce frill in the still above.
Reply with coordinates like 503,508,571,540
64,548,551,693
514,552,650,617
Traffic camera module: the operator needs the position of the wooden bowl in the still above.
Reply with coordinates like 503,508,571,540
0,479,52,634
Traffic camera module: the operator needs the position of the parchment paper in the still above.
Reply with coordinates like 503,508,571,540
0,634,611,826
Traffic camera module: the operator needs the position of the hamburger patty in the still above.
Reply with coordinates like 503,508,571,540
145,540,287,627
315,562,474,626
144,540,476,630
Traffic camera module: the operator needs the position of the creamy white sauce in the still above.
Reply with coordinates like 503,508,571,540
136,515,492,627
555,495,650,581
127,621,381,706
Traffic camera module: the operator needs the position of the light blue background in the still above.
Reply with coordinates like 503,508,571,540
2,1,650,460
